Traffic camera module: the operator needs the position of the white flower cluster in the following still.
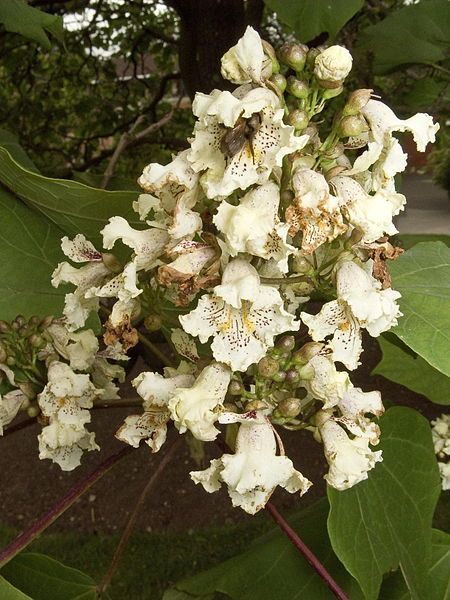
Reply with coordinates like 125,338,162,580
0,317,124,471
431,414,450,490
49,27,438,512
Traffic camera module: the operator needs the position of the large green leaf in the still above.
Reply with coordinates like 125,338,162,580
167,498,362,600
389,241,450,377
357,0,450,74
373,334,450,405
0,129,39,173
380,529,450,600
1,553,98,600
263,0,363,42
0,0,63,49
0,577,32,600
0,148,141,247
327,407,441,600
0,186,66,320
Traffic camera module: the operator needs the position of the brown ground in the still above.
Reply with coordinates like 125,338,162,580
0,337,443,535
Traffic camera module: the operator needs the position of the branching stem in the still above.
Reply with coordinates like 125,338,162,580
0,446,134,569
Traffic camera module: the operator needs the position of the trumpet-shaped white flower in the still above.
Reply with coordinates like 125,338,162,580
116,410,170,453
314,46,352,83
316,410,382,490
221,26,269,85
48,324,99,371
52,235,113,330
302,348,351,408
137,150,202,240
180,259,299,371
337,386,384,445
37,362,100,470
301,302,362,371
168,362,231,441
0,390,28,435
191,412,311,514
337,261,402,337
101,217,169,271
347,100,439,183
331,175,405,243
213,182,295,272
38,421,99,471
301,260,401,369
187,87,308,198
116,363,195,452
286,168,346,253
38,361,101,426
133,368,195,409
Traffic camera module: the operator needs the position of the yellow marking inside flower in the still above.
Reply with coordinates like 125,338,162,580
242,301,256,334
338,322,350,332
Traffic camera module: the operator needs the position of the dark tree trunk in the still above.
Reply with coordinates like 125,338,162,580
168,0,264,99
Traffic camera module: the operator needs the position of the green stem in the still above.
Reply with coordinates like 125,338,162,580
260,275,312,285
137,331,173,367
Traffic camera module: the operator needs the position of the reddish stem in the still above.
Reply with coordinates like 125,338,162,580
0,446,133,568
265,502,349,600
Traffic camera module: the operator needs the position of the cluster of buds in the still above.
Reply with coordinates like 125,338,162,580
43,27,439,511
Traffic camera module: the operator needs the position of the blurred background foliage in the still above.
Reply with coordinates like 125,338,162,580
0,0,448,187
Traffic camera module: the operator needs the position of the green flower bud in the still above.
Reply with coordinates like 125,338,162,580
306,47,320,69
27,405,40,418
223,402,238,413
269,73,287,94
272,370,287,383
292,255,312,274
276,335,295,353
262,40,280,74
286,76,309,99
39,316,54,331
285,369,300,384
343,88,373,116
277,397,302,418
6,356,16,366
102,252,122,273
257,356,279,378
29,334,45,349
28,316,39,327
228,380,243,396
338,114,369,138
0,344,7,362
286,109,309,131
0,320,10,332
14,315,26,327
144,314,162,332
278,43,307,72
292,342,324,365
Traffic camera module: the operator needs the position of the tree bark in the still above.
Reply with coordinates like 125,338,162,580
168,0,264,98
